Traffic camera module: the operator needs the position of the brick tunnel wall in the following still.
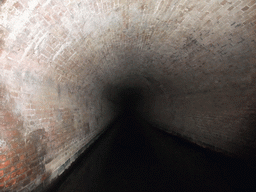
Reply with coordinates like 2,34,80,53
0,0,256,191
0,0,118,191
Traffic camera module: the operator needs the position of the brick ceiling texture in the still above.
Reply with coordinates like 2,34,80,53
1,0,255,91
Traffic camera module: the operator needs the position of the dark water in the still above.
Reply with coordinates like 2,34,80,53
51,114,256,192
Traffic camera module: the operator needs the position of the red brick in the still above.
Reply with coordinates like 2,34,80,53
16,174,26,183
20,155,25,161
21,167,27,174
0,160,10,169
11,142,20,149
25,144,35,152
0,147,8,154
41,171,51,182
11,170,20,179
26,148,36,157
22,178,30,187
0,155,7,162
4,174,10,182
4,130,20,138
4,112,15,123
26,170,32,177
0,183,4,189
11,156,19,164
10,166,16,172
5,178,16,188
16,162,23,169
30,173,37,182
0,170,3,177
3,167,11,175
7,151,15,159
29,161,39,169
15,147,26,154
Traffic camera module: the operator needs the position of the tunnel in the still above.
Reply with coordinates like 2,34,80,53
0,0,256,191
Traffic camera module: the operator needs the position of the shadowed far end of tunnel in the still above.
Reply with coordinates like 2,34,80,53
102,83,152,117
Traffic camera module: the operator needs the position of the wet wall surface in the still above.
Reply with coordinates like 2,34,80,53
49,113,256,192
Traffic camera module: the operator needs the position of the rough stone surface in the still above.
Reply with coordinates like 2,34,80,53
0,0,255,191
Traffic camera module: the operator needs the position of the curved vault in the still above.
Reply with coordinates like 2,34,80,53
0,0,256,191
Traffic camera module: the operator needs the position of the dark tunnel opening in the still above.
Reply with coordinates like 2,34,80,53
45,78,255,192
48,111,256,192
113,86,145,116
46,80,256,192
102,78,154,118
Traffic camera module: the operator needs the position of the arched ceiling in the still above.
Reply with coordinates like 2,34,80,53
0,0,255,96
